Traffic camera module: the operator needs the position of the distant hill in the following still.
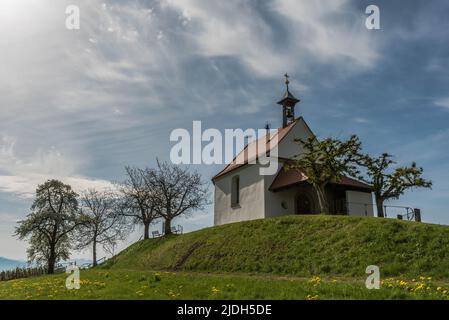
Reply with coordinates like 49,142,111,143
0,257,92,272
0,257,27,271
102,215,449,279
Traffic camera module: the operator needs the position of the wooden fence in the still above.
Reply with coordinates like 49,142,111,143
0,266,48,282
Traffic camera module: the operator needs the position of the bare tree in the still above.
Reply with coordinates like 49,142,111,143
76,189,131,266
144,160,209,235
117,166,159,239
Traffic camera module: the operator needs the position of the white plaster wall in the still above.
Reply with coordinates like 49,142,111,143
214,164,265,226
264,186,297,218
214,118,316,224
346,190,374,217
277,118,314,159
263,118,314,218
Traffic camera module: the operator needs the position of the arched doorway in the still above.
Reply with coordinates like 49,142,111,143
296,193,314,215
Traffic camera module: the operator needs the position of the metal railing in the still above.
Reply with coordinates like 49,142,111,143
342,202,422,222
80,257,106,269
384,205,419,221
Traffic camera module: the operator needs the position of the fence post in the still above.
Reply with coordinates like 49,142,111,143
414,208,421,222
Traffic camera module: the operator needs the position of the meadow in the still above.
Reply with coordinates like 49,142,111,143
2,215,449,300
1,269,448,300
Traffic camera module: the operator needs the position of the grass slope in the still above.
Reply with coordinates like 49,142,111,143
104,215,449,279
2,215,449,300
1,270,448,300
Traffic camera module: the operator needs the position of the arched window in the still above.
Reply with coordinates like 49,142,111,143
231,175,240,207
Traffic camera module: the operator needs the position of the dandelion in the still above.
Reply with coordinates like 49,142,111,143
211,287,220,295
308,276,321,286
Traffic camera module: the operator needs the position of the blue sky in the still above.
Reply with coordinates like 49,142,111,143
1,0,449,260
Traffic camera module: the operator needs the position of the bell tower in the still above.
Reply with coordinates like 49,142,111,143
277,73,300,128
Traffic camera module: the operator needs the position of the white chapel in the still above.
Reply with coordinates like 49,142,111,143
212,75,374,226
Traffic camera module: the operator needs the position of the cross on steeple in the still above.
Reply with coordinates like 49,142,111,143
277,73,300,128
284,73,290,90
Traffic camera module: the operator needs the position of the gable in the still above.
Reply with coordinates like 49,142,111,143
277,117,315,159
212,117,315,182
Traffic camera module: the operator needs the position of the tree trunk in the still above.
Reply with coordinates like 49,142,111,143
144,221,150,240
48,249,56,274
315,184,329,214
92,240,97,267
164,218,172,235
376,197,385,218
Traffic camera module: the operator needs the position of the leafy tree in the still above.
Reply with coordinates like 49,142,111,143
144,160,209,235
76,189,131,266
288,135,362,214
15,180,80,274
359,153,432,217
117,167,159,239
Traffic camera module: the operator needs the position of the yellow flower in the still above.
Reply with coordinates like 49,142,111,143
211,287,220,294
308,276,321,286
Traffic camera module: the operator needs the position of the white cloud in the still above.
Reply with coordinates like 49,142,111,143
164,0,381,76
353,117,370,124
0,0,385,206
0,212,20,224
0,134,112,198
434,98,449,110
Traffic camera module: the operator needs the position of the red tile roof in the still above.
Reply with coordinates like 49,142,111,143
269,166,372,191
211,118,302,182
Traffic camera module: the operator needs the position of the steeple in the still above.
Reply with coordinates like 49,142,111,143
277,73,300,128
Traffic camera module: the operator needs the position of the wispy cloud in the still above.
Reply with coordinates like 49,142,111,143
434,98,449,110
164,0,382,77
1,0,449,236
0,134,112,198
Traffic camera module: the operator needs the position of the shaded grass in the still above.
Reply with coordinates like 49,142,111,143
103,215,449,279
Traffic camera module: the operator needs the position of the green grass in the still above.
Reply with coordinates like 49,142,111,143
103,215,449,279
2,215,449,300
1,269,448,300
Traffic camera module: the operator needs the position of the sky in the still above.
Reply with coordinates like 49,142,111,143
1,0,449,260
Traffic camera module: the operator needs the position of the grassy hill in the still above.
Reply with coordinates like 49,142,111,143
2,215,449,300
103,215,449,279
